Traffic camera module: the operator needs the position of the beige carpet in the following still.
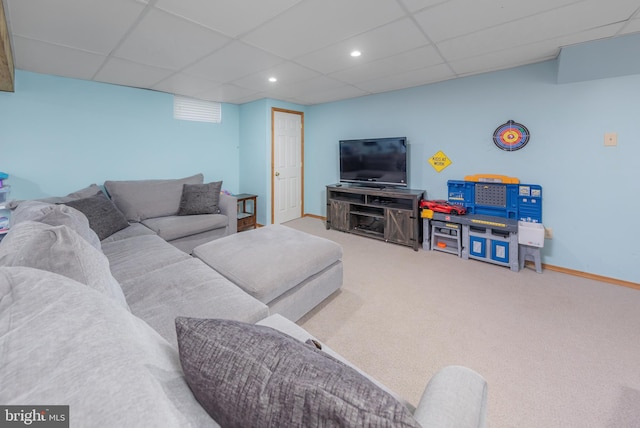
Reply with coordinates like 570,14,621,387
285,216,640,428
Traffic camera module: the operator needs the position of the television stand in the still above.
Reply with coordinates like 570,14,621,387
325,184,424,251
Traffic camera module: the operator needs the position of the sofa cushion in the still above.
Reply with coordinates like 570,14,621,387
142,214,228,242
0,267,216,428
178,182,223,215
0,221,129,310
101,234,192,283
63,192,130,240
10,200,102,250
104,174,204,222
100,222,156,244
175,317,420,428
120,258,268,346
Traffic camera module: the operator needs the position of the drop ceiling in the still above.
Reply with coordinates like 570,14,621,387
3,0,640,105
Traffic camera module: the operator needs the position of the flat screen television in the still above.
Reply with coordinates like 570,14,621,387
339,137,408,187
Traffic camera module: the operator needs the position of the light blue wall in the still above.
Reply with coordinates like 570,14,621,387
306,60,640,283
0,70,241,200
558,32,640,83
239,99,269,224
239,99,305,225
2,65,638,283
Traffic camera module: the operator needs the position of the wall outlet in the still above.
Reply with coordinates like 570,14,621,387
604,132,617,146
544,227,553,239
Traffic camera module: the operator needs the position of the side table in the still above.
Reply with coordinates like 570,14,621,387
235,193,257,232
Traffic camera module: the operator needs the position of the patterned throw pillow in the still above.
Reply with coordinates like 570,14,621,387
177,182,222,216
175,317,421,428
64,192,129,240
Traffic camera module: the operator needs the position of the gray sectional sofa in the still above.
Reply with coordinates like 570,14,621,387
0,176,488,428
104,173,236,254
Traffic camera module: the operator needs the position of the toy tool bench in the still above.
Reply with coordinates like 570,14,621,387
422,174,544,272
447,174,542,222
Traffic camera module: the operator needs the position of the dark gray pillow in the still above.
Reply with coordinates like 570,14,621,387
63,192,129,240
175,318,421,428
177,182,222,216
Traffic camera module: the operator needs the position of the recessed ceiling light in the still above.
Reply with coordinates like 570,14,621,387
350,50,362,57
268,77,278,82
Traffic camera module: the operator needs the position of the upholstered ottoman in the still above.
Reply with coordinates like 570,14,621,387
192,224,343,321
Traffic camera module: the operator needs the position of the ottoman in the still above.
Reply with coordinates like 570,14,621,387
192,224,343,321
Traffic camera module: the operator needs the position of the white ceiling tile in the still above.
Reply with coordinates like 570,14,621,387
295,18,429,74
7,0,145,54
291,85,369,105
277,76,348,97
226,92,270,105
94,57,174,89
6,0,640,105
232,62,320,92
152,72,221,98
354,63,455,93
330,45,444,84
399,0,450,13
266,76,356,103
197,84,258,103
155,0,302,38
620,17,640,35
449,22,627,76
241,0,406,58
184,41,283,82
437,1,633,62
449,45,557,77
11,36,105,80
414,0,580,43
114,8,231,70
553,23,628,52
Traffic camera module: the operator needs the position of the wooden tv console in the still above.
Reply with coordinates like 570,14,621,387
326,184,424,251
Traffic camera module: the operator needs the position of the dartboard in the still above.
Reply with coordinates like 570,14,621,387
493,120,530,151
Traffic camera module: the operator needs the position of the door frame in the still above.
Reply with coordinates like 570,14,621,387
271,107,304,224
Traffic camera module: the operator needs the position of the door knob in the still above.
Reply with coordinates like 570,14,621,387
275,172,280,177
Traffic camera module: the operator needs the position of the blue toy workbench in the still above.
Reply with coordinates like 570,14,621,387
447,180,542,223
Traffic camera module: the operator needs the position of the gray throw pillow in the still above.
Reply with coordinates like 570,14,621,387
175,318,421,428
64,193,129,240
177,182,222,216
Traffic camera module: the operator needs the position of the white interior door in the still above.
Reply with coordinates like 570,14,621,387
273,110,302,224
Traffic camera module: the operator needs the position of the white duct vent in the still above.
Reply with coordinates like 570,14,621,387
173,96,221,123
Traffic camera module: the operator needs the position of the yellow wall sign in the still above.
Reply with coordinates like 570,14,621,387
429,150,452,172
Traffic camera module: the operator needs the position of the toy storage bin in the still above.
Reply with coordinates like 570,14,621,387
491,239,510,263
0,186,11,240
430,220,462,257
518,221,544,247
463,224,519,271
469,235,486,258
0,186,10,205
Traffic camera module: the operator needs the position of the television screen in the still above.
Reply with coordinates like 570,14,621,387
339,137,407,187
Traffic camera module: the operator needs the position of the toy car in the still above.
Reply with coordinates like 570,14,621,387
420,199,466,215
